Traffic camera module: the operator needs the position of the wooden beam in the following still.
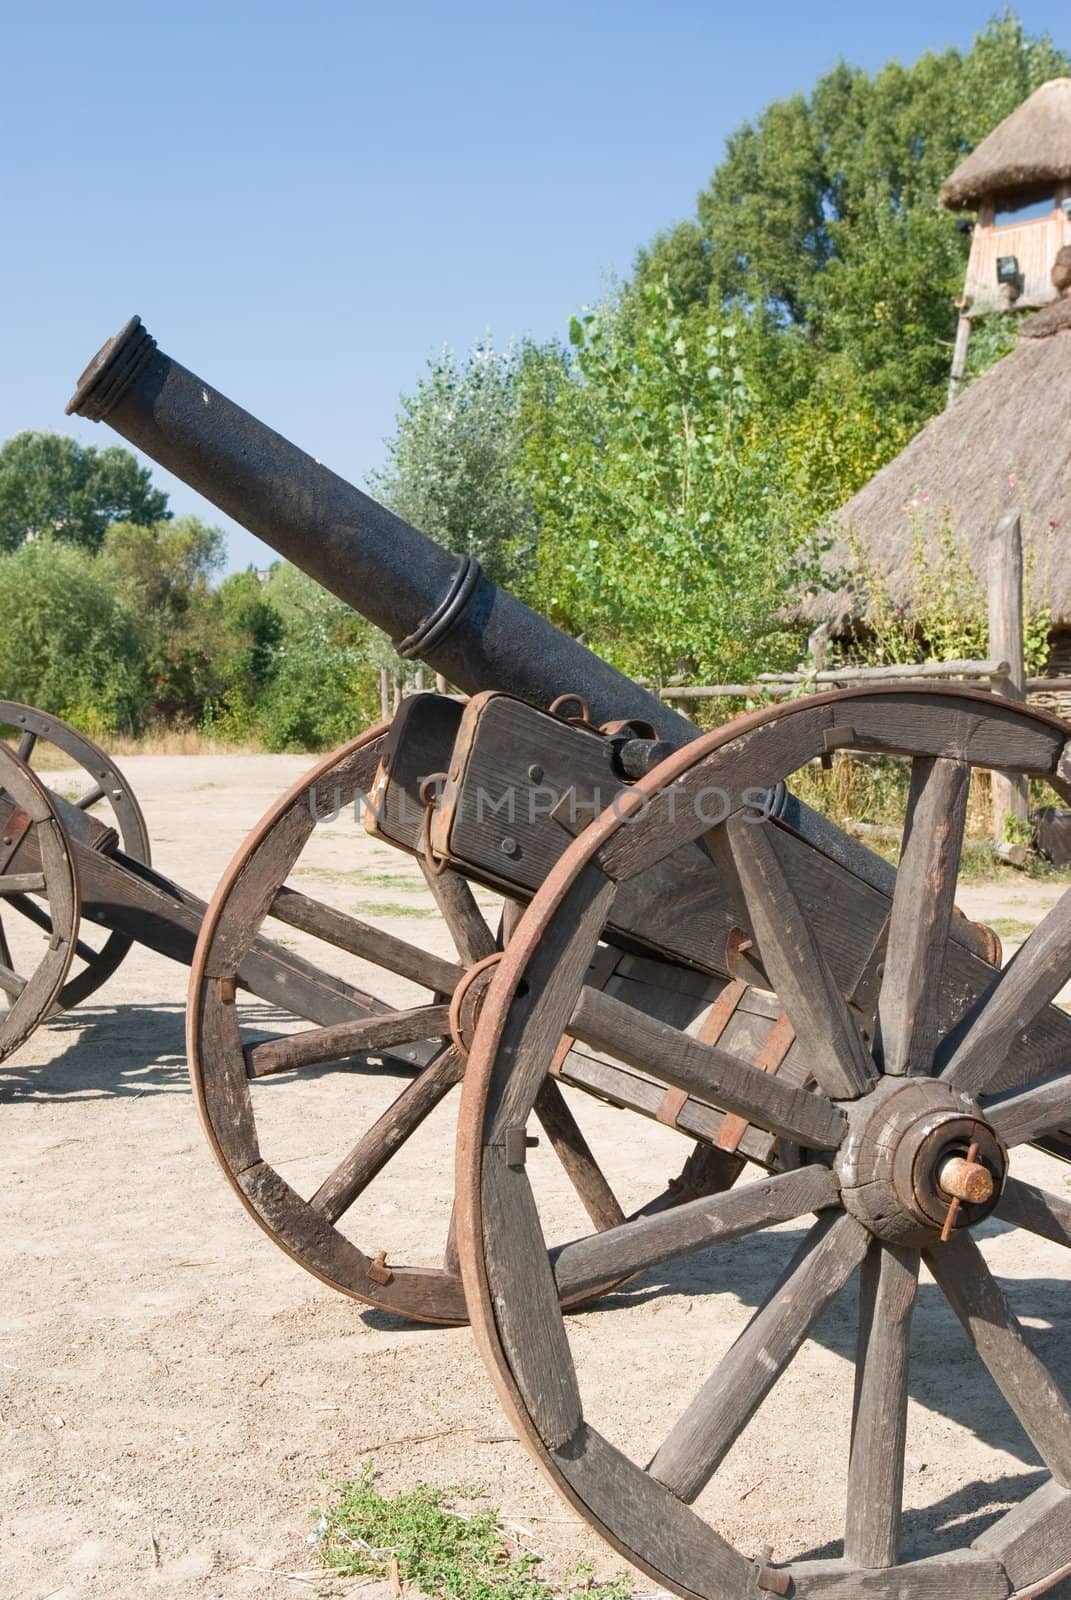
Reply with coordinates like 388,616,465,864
988,511,1029,843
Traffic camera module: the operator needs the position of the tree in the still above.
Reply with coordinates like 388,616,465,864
634,16,1069,437
0,432,171,553
370,341,542,588
256,564,387,749
0,539,149,733
99,517,227,724
522,281,826,683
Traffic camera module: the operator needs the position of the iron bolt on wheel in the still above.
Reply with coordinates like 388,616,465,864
458,686,1071,1600
187,723,669,1327
0,701,150,1011
0,744,80,1064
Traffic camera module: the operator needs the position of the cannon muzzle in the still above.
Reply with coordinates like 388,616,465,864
68,318,694,745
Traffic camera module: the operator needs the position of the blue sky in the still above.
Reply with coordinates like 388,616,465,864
2,2,1066,571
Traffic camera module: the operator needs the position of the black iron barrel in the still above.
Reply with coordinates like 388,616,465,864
67,317,695,745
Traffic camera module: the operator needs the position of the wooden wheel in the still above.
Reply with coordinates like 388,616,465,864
0,701,150,1009
0,743,80,1063
188,723,659,1326
458,687,1071,1599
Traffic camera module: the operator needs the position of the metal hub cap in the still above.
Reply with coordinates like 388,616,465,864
836,1077,1008,1244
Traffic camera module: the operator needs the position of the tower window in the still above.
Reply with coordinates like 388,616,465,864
994,192,1055,227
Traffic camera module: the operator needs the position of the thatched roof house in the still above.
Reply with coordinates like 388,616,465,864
801,316,1071,638
804,79,1071,664
940,78,1071,209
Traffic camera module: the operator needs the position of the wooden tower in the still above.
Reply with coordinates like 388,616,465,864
943,77,1071,398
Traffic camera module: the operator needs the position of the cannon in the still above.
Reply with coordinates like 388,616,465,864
62,318,1071,1597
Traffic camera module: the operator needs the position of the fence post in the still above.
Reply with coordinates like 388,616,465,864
379,669,390,721
988,510,1029,849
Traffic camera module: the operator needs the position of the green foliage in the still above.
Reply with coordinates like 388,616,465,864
0,431,170,552
252,565,386,750
0,539,149,733
837,520,1052,674
100,517,228,724
314,1466,632,1599
371,341,542,587
636,15,1068,441
521,279,825,682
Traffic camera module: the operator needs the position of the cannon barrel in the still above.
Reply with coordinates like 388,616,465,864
67,317,887,891
68,318,694,744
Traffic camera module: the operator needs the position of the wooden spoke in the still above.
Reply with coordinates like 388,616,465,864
0,873,47,895
550,1165,840,1303
533,1079,625,1234
939,888,1071,1095
420,862,497,964
649,1212,869,1503
568,984,847,1151
877,757,969,1076
75,782,106,810
15,729,37,763
844,1242,920,1568
984,1072,1071,1147
245,1003,451,1079
0,913,12,971
721,813,876,1101
3,893,100,964
270,885,464,994
310,1045,465,1225
996,1175,1071,1247
0,960,26,1000
926,1230,1071,1483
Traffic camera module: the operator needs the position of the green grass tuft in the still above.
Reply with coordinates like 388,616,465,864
313,1467,633,1599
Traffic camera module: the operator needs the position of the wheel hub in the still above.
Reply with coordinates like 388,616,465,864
835,1077,1007,1245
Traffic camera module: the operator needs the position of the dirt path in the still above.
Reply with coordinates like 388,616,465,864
2,754,1070,1599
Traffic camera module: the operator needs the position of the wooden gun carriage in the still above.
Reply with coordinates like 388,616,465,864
8,316,1071,1598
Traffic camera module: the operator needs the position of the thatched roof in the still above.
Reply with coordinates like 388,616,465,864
800,324,1071,628
940,78,1071,209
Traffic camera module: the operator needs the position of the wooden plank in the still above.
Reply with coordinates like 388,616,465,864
550,1165,839,1302
940,890,1071,1095
844,1242,920,1568
552,1422,755,1600
926,1230,1071,1484
309,1045,464,1224
878,758,969,1076
787,1551,1010,1599
366,692,465,853
532,1079,625,1234
270,886,464,994
986,1073,1071,1147
988,512,1029,840
245,1004,451,1078
973,1477,1071,1592
649,1213,869,1503
722,814,876,1100
481,1144,582,1451
569,985,846,1150
557,1045,777,1169
995,1175,1071,1248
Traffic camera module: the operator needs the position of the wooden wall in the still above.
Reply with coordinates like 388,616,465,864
964,184,1070,314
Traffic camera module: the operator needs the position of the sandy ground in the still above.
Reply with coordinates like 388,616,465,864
2,752,1071,1600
